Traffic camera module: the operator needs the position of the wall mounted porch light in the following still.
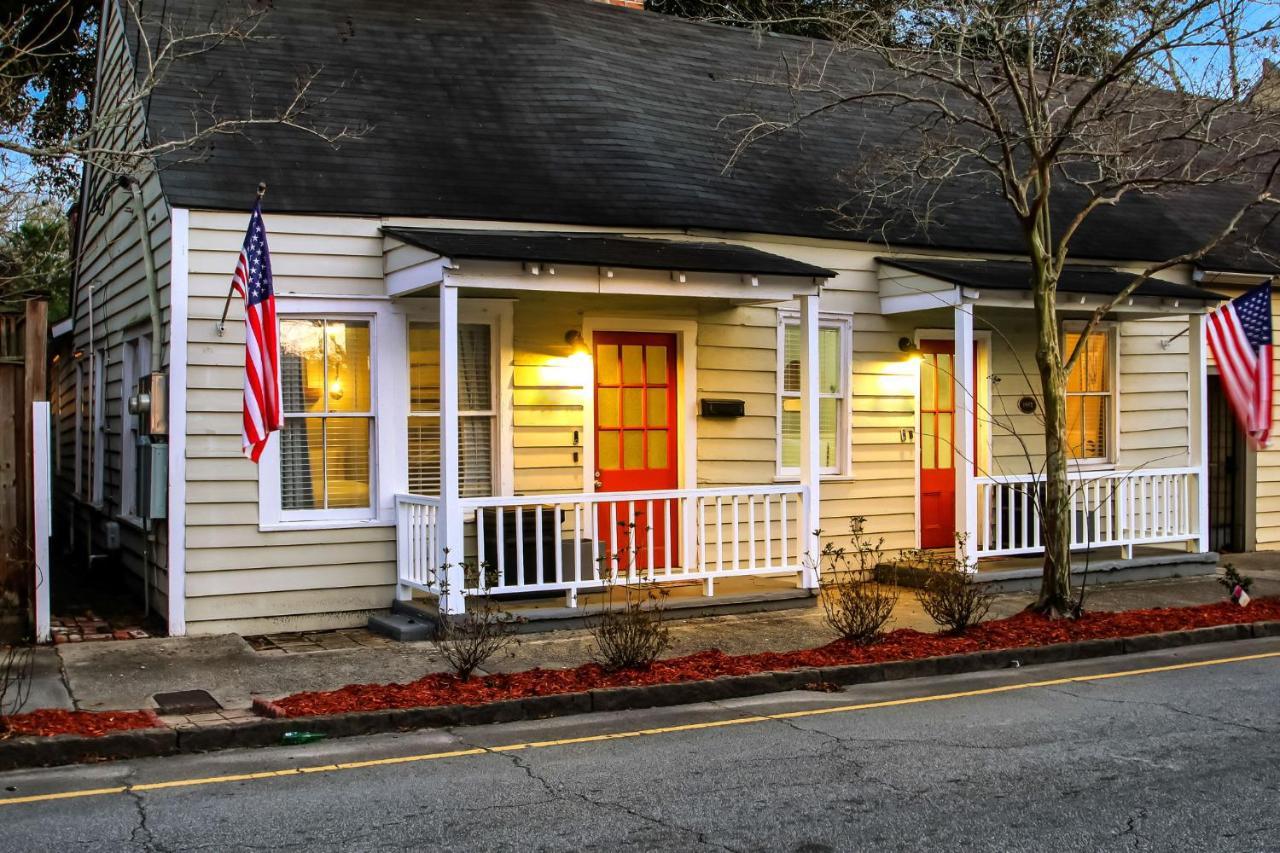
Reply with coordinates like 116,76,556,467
898,337,923,362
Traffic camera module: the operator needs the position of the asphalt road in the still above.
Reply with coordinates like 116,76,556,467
2,638,1279,852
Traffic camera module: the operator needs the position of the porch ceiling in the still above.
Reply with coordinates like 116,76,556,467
878,257,1224,315
384,227,835,277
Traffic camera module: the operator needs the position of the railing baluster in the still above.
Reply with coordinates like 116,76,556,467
495,505,506,587
646,499,655,580
534,505,544,587
764,495,773,569
573,502,582,584
663,498,673,574
748,495,757,571
731,496,740,571
780,493,789,569
715,497,724,571
608,501,618,579
698,497,707,572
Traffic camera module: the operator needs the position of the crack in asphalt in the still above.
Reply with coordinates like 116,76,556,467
1044,685,1277,735
124,769,167,853
448,729,746,852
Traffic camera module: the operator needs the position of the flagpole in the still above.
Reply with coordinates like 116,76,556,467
216,182,268,337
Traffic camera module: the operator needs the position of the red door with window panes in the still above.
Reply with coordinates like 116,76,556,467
593,332,679,572
919,340,959,549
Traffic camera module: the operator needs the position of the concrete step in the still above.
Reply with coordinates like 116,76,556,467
367,609,438,642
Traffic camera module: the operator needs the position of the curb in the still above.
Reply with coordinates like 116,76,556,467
3,619,1278,771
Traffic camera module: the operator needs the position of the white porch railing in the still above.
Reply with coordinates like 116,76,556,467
973,467,1200,558
396,485,812,605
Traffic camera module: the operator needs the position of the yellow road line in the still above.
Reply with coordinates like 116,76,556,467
2,649,1277,808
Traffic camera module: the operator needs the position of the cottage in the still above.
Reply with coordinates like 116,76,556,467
58,0,1272,636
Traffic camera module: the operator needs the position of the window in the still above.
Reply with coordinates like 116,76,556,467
1064,326,1114,462
120,334,151,519
91,347,106,505
278,318,375,514
73,361,84,497
407,322,495,497
778,313,851,476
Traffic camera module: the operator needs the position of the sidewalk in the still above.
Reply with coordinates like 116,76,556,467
22,559,1280,721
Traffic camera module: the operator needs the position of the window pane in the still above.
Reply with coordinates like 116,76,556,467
1065,332,1085,393
326,320,372,414
818,327,841,394
460,415,493,497
645,346,668,384
597,387,620,428
622,388,643,427
646,388,667,426
783,324,800,393
458,324,492,410
325,418,371,508
648,431,669,469
621,345,644,384
622,431,644,469
409,323,441,413
1082,396,1107,458
280,319,324,413
599,431,620,470
408,415,441,494
281,417,322,509
780,408,800,469
1085,333,1109,392
819,397,839,469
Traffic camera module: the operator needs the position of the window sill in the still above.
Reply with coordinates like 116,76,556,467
258,518,394,533
117,514,147,532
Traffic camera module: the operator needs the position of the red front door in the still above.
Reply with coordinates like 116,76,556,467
919,340,957,549
594,332,679,572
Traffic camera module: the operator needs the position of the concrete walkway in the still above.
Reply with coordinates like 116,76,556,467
25,558,1280,715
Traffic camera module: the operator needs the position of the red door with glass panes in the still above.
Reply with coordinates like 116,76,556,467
593,332,679,572
919,340,958,549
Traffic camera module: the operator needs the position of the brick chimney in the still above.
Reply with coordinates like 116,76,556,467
592,0,645,8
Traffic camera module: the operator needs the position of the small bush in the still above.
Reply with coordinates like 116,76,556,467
915,535,993,634
816,518,899,644
590,522,673,670
436,558,519,680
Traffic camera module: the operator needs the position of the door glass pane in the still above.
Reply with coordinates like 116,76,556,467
645,346,668,384
280,319,324,413
622,431,644,469
281,417,322,509
599,431,620,470
408,323,441,413
921,354,936,410
819,398,839,469
818,327,841,394
326,320,371,414
937,413,953,468
648,431,669,468
646,388,667,426
596,345,620,385
622,388,643,427
325,418,371,508
597,387,620,428
921,413,936,469
408,415,441,494
937,354,952,410
621,345,644,384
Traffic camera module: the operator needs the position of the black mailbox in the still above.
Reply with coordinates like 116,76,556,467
700,398,746,418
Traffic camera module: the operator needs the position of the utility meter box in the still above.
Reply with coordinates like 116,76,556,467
137,436,168,521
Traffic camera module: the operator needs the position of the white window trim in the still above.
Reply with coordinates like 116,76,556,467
119,331,151,525
1062,321,1119,468
73,361,83,498
776,310,853,479
403,303,512,498
257,296,514,532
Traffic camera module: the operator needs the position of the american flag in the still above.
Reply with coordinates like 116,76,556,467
1206,280,1273,450
232,200,282,462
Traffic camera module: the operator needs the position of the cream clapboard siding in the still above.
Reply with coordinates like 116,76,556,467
62,0,172,613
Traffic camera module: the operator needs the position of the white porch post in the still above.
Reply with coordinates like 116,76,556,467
1189,312,1210,553
799,292,822,588
437,283,466,614
954,304,978,567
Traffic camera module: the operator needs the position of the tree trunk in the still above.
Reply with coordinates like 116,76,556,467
1031,270,1075,616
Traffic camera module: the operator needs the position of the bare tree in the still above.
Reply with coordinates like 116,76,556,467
725,0,1280,615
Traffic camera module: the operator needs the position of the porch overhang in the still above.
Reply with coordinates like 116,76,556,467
382,227,832,301
877,258,1223,316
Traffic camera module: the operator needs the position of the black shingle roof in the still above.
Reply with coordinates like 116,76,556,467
879,259,1224,302
142,0,1279,273
384,228,834,277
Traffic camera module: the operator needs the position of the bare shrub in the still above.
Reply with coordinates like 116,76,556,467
816,517,899,644
590,522,672,671
915,535,993,634
435,557,519,681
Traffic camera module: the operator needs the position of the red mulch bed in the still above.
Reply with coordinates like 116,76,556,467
270,597,1280,718
0,709,163,739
